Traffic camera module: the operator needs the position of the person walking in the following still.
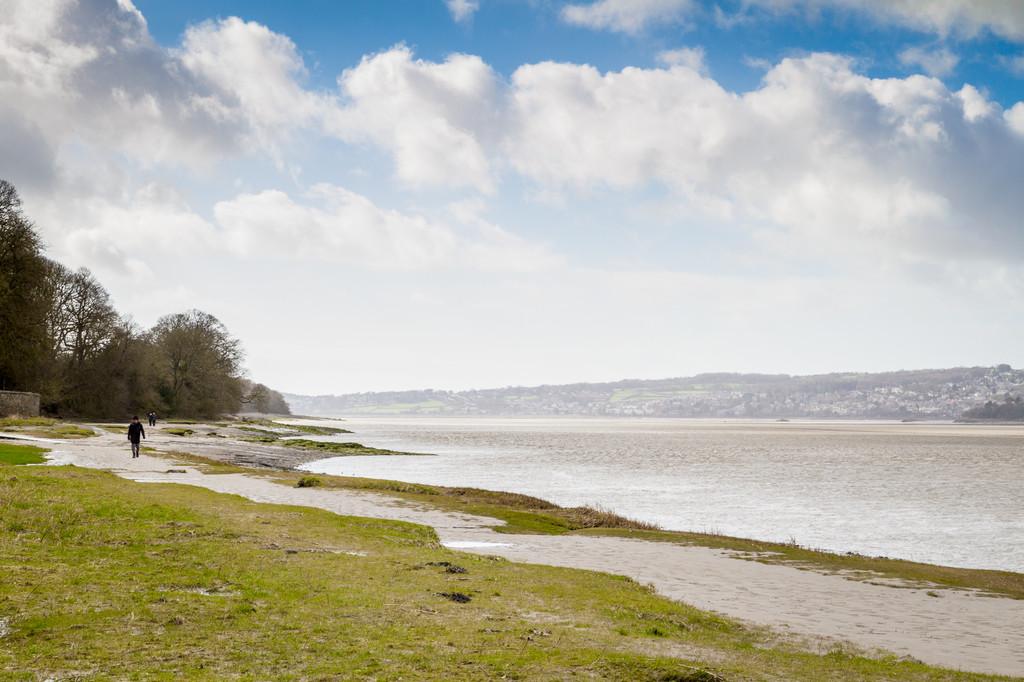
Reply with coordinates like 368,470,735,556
128,415,146,458
147,411,157,427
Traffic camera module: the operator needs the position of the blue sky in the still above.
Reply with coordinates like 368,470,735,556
3,1,1024,393
135,0,1024,103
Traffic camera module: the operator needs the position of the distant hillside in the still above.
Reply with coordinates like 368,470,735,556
284,365,1024,420
961,394,1024,422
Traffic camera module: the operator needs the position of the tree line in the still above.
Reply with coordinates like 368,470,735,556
961,394,1024,421
0,180,289,418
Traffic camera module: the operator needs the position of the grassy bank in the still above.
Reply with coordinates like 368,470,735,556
237,417,353,436
157,451,1024,602
0,465,1003,680
279,438,432,457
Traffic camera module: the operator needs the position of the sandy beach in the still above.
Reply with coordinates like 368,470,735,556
16,427,1024,677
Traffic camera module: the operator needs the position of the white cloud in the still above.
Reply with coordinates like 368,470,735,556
0,0,328,176
216,186,457,269
560,0,1024,40
327,45,500,192
956,84,996,122
445,0,480,23
657,46,707,73
178,17,333,154
1006,102,1024,136
898,45,959,77
1002,53,1024,75
215,185,559,271
6,3,1023,279
741,1,1024,41
29,178,560,277
30,181,217,282
3,1,1023,391
503,52,1024,266
561,0,695,34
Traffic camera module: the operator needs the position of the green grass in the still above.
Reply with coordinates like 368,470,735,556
0,443,48,466
0,465,1003,680
90,424,131,434
157,451,252,475
47,424,97,438
0,418,96,439
266,472,658,534
0,417,55,428
235,434,428,456
278,439,430,456
238,417,352,435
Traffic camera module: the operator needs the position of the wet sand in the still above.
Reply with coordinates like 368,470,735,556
16,428,1024,677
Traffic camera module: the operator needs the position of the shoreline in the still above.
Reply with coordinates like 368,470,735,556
292,415,1024,573
8,421,1024,676
5,419,1023,579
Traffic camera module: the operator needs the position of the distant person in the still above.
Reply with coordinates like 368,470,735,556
128,416,146,458
147,411,157,427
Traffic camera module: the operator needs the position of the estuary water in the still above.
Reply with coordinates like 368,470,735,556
298,417,1024,572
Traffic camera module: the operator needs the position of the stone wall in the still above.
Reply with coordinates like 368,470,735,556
0,390,41,417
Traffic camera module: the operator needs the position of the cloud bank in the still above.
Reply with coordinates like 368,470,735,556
5,0,1024,280
563,0,1024,40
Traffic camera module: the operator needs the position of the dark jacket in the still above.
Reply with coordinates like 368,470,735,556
128,422,146,443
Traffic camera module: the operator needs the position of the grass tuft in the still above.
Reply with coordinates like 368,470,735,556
0,442,49,465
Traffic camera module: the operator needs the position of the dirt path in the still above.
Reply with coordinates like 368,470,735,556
22,430,1024,677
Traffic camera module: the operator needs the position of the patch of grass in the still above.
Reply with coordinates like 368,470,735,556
0,417,55,428
240,434,280,444
0,465,999,680
0,443,48,465
279,439,429,457
261,471,656,535
236,425,282,436
240,417,352,436
48,424,97,438
0,418,96,439
90,424,131,434
164,428,195,437
157,451,251,475
296,476,322,488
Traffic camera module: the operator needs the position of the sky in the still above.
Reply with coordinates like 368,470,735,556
2,0,1024,395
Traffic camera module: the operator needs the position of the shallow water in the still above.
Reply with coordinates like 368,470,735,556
299,417,1024,571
